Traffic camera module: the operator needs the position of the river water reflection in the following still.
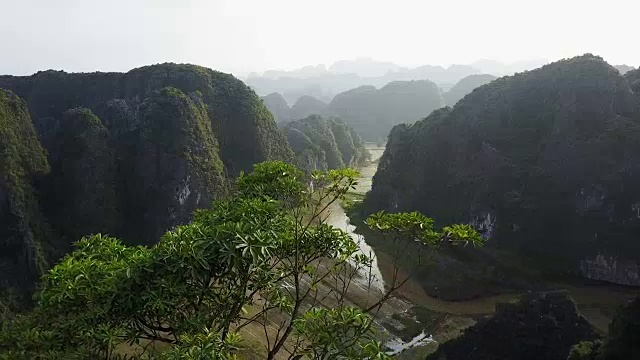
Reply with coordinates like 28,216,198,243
323,146,387,292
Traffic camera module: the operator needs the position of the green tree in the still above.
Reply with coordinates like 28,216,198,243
0,161,482,359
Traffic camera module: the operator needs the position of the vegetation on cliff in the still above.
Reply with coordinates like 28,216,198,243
325,80,445,142
40,108,118,246
443,74,498,106
0,161,481,359
283,115,369,172
366,54,640,292
0,64,294,294
289,95,327,121
261,92,291,124
0,64,293,245
0,90,50,291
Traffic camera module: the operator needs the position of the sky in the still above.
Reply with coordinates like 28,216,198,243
1,0,637,76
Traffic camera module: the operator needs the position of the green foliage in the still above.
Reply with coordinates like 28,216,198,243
293,307,391,360
0,160,482,359
366,211,483,248
236,160,305,202
155,331,242,360
567,341,601,360
284,115,369,172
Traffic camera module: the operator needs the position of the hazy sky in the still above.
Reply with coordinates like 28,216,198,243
1,0,637,76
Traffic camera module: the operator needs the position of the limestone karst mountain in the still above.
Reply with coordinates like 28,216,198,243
283,115,368,172
289,95,328,121
325,80,445,141
262,92,291,124
0,64,294,292
444,74,498,106
366,54,640,292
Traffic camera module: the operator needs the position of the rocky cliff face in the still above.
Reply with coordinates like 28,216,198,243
580,254,639,286
0,90,50,290
427,292,600,360
0,64,294,292
283,115,368,172
325,80,445,142
366,55,640,288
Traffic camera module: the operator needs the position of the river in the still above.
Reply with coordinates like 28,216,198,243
322,145,437,356
324,146,386,293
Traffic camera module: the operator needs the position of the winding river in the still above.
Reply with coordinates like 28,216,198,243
324,146,387,293
322,145,436,355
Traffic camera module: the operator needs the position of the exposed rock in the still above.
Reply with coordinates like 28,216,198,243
427,292,600,360
580,254,639,286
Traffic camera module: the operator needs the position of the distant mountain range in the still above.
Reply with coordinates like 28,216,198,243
246,58,553,105
263,74,501,141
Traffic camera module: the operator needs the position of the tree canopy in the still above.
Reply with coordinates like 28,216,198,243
0,160,481,359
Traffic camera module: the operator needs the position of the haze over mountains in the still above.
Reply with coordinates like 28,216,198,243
2,55,640,359
247,57,550,105
259,58,638,142
262,74,498,141
3,0,640,358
